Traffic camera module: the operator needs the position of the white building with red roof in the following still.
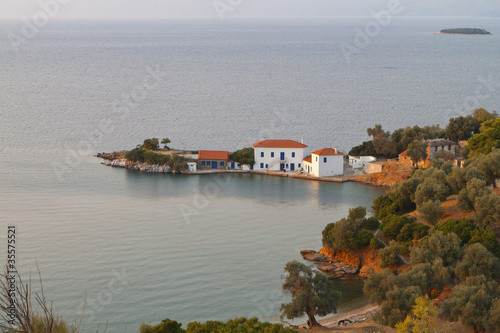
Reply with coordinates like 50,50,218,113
253,139,308,171
303,148,344,177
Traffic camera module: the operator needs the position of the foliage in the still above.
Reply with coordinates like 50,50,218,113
140,318,296,333
467,148,500,188
406,140,428,167
348,140,376,156
454,243,500,281
379,241,403,268
409,232,462,269
380,215,414,241
364,269,399,305
347,206,367,222
379,286,423,327
360,217,380,230
440,275,500,333
125,148,173,166
373,194,397,220
229,147,255,166
446,166,484,195
140,318,185,333
187,318,295,333
161,138,171,149
414,178,448,208
370,237,385,249
417,200,444,225
467,118,500,157
432,218,477,243
395,296,438,333
456,178,490,212
280,261,341,328
473,193,500,228
469,229,500,259
141,138,160,151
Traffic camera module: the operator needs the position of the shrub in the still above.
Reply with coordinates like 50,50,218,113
370,237,385,249
432,219,477,244
381,215,414,240
361,217,380,230
417,200,444,226
380,241,404,268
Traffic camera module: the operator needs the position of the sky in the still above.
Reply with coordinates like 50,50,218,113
0,0,498,19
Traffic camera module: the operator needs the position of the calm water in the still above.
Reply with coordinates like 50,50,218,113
1,17,499,331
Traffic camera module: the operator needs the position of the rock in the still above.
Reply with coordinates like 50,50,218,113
317,265,337,273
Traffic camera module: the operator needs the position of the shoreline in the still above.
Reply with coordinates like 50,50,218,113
434,32,492,35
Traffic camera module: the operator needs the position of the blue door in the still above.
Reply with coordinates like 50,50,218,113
280,163,285,171
280,152,285,160
290,163,295,171
212,161,217,169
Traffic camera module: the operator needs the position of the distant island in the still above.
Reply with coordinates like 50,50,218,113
439,28,491,35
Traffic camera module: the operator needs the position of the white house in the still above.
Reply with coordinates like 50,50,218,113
253,139,308,171
348,155,377,169
303,148,344,177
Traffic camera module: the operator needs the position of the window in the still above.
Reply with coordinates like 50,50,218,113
271,152,274,158
260,163,264,168
266,164,268,168
292,152,295,158
323,157,327,163
448,145,451,150
221,161,225,166
435,146,438,151
298,163,301,168
202,161,205,166
261,152,264,157
316,156,318,162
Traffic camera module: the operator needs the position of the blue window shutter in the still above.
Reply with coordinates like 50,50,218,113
271,152,274,158
202,161,205,166
221,161,225,166
292,152,295,158
261,152,264,157
298,163,301,168
324,157,327,163
260,163,264,168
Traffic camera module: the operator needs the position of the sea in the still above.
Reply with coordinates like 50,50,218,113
1,16,499,332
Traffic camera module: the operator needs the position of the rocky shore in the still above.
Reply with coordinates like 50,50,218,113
300,246,383,279
101,158,172,173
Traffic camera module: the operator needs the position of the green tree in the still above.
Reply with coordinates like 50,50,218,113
473,193,500,228
280,261,341,328
379,241,404,268
445,115,478,142
410,232,462,269
414,179,448,208
417,200,444,226
485,298,500,333
467,118,500,157
364,270,398,305
456,178,491,212
468,149,500,188
379,286,423,327
140,318,185,333
395,296,438,333
432,219,477,244
161,138,171,149
229,147,255,166
454,243,500,281
469,229,500,259
348,140,376,156
347,206,367,223
406,140,428,168
142,138,160,151
440,275,500,333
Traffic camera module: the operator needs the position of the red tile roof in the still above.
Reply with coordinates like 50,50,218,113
311,148,343,156
303,155,312,163
198,150,230,160
253,139,308,148
399,149,408,157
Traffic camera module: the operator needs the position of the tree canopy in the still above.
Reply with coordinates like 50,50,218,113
280,260,341,328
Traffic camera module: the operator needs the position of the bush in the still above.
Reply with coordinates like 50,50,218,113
432,219,477,244
352,230,374,249
381,215,414,240
361,217,380,230
370,237,385,249
417,200,444,226
380,241,404,268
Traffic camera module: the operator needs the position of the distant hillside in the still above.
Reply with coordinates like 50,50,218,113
440,28,491,35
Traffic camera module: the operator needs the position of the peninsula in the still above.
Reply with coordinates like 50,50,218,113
439,28,491,35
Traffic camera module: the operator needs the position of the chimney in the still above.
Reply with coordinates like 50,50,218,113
301,138,304,144
335,147,338,154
